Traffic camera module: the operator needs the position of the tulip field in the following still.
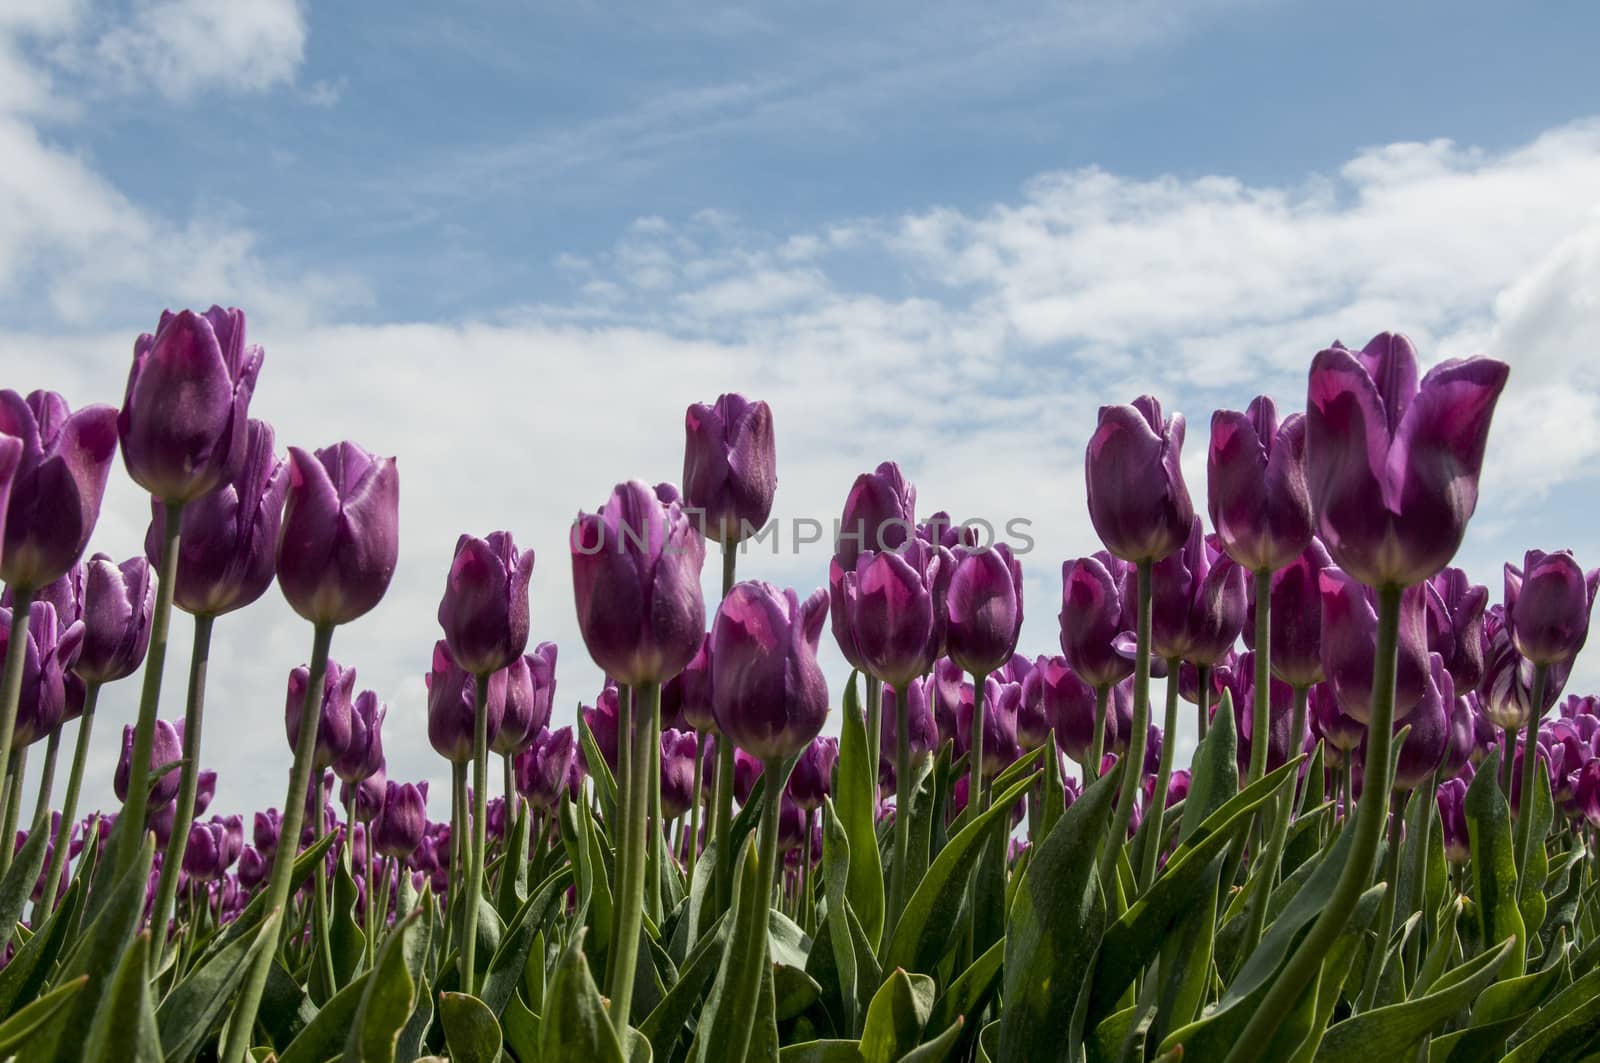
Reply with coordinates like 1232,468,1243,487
3,314,1600,1063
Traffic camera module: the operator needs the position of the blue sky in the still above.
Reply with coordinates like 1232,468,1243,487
3,0,1600,818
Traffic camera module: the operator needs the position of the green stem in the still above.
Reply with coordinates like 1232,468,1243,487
0,585,36,858
1087,684,1107,784
866,676,883,808
800,807,816,935
1239,683,1311,961
462,670,492,995
150,613,215,971
608,680,658,1035
30,727,60,839
222,621,334,1063
647,685,663,923
1358,797,1405,1010
1514,663,1549,896
1249,568,1272,784
1224,584,1404,1060
889,680,913,937
1341,754,1353,829
39,680,99,915
1101,559,1153,887
686,731,706,886
0,749,26,879
1138,663,1181,891
713,731,736,914
1197,664,1212,741
450,760,466,954
311,768,336,996
1500,726,1517,795
607,683,634,982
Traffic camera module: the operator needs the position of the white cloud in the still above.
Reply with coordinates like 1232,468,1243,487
93,0,306,100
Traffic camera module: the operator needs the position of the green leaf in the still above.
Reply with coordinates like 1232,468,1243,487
278,972,374,1063
1177,688,1238,845
839,671,886,949
1498,963,1600,1061
0,810,50,949
860,968,935,1063
884,770,1038,975
1517,758,1553,937
341,909,423,1063
1001,768,1120,1062
497,800,532,922
929,937,1005,1036
0,877,82,1017
1315,937,1515,1060
640,912,727,1057
202,829,339,957
1465,749,1526,977
541,928,626,1063
778,1041,862,1062
83,931,161,1062
482,863,574,1018
901,1017,968,1063
821,796,860,1034
439,992,503,1063
579,709,619,828
688,835,771,1063
0,976,85,1056
158,906,283,1063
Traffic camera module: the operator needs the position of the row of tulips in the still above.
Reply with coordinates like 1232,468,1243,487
0,316,1598,1063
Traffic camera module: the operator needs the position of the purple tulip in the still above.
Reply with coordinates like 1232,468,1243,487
516,726,579,811
183,820,230,880
1305,333,1508,588
334,689,386,784
1247,539,1333,689
0,390,118,589
238,846,268,890
1059,553,1136,688
72,554,154,683
731,745,763,805
836,461,916,572
285,658,356,769
426,641,507,763
494,644,557,757
959,675,1021,776
253,809,281,854
346,771,386,822
1031,655,1101,764
195,770,216,816
373,781,428,859
1478,605,1568,731
571,481,706,686
788,736,838,812
1086,396,1193,564
663,635,714,732
276,442,399,627
1149,517,1246,664
580,683,621,773
1504,550,1599,666
845,541,951,689
438,531,535,677
1208,396,1313,573
659,728,699,819
682,394,777,544
1319,569,1430,724
0,601,84,747
118,307,263,504
879,681,936,788
710,582,829,762
1228,656,1299,776
1437,777,1470,862
1016,666,1050,752
1426,567,1489,692
1393,656,1452,791
1442,693,1475,778
115,718,183,806
945,545,1023,677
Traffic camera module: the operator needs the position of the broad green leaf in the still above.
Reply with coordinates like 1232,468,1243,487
838,672,885,949
278,971,374,1063
0,877,82,1017
929,937,1005,1035
439,992,503,1063
860,968,935,1063
482,863,574,1018
640,912,727,1057
900,1017,967,1063
1001,768,1119,1062
687,835,770,1063
541,929,626,1063
1517,758,1553,937
0,810,50,950
83,931,161,1063
1177,688,1238,845
1465,749,1525,978
777,1041,861,1062
159,906,283,1063
820,796,859,1033
502,989,541,1063
341,909,422,1063
0,976,85,1057
497,799,531,922
1499,964,1600,1061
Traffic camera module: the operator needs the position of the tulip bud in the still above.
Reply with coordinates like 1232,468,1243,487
439,531,535,677
659,728,699,819
115,718,183,807
847,541,951,689
1504,549,1600,666
836,461,916,572
788,735,838,812
334,689,386,784
1059,553,1136,688
1437,777,1470,862
945,545,1024,677
238,846,268,890
495,644,556,756
373,781,428,859
2,601,83,746
1086,396,1193,564
1033,655,1102,765
285,658,356,769
277,442,399,627
1318,569,1430,724
1208,397,1313,573
1149,517,1246,664
515,726,579,811
425,641,506,763
682,394,777,544
73,554,154,683
1250,539,1333,688
0,391,118,589
711,582,829,761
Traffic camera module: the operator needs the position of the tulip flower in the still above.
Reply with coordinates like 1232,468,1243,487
1437,777,1470,862
516,726,578,812
1393,657,1452,792
847,541,951,691
1150,518,1246,666
1319,570,1430,725
335,690,386,785
682,394,777,545
1086,396,1193,566
1504,550,1599,667
237,846,268,891
660,728,699,819
439,531,535,678
1426,567,1488,692
1059,552,1135,779
373,781,428,859
426,642,507,764
0,601,82,751
945,543,1023,824
1248,539,1333,690
115,718,183,809
789,735,838,812
1208,396,1313,574
711,582,829,762
285,659,356,770
836,461,916,572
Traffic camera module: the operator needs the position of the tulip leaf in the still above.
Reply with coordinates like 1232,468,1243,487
859,968,935,1063
0,808,50,950
901,1017,968,1063
540,928,626,1063
1178,687,1238,845
687,834,772,1063
81,931,160,1063
930,936,1005,1036
438,992,503,1063
340,909,423,1063
1000,767,1119,1062
496,799,531,921
158,906,283,1063
884,770,1038,975
482,862,573,1018
1465,749,1525,977
578,709,619,825
1518,758,1553,936
819,795,860,1033
838,671,885,950
502,988,541,1062
777,1041,862,1063
1540,847,1588,956
203,829,339,958
1499,964,1600,1060
0,976,83,1056
640,911,727,1057
278,969,374,1063
0,877,82,1018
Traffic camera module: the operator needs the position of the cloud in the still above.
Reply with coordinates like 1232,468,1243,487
92,0,307,100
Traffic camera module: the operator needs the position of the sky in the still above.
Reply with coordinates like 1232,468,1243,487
3,0,1600,823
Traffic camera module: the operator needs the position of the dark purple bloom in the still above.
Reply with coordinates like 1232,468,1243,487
682,394,777,544
285,658,356,769
1208,396,1313,573
879,680,936,789
846,540,951,689
1305,333,1508,588
183,820,229,881
1032,655,1103,765
958,675,1021,776
115,718,182,807
439,531,535,677
495,643,557,756
73,553,154,683
663,635,714,732
581,683,621,773
253,809,281,854
1228,656,1299,777
711,582,829,761
945,545,1023,677
426,640,506,763
1442,693,1475,778
333,689,386,784
1319,569,1430,724
1086,396,1193,564
836,461,916,572
1426,567,1488,692
1059,553,1135,689
1149,517,1246,664
1478,605,1568,731
1393,656,1452,791
1,601,83,746
277,442,399,626
1248,538,1332,688
0,390,118,589
571,481,706,686
1437,777,1470,862
373,781,428,859
238,846,268,890
1504,549,1599,666
789,735,838,812
659,728,699,819
516,726,579,811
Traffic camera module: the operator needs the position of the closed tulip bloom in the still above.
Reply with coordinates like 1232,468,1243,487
276,444,399,631
959,675,1021,774
879,681,937,788
1427,567,1489,692
580,684,621,773
1033,655,1101,764
237,846,268,890
1229,656,1299,776
1505,549,1599,666
1017,665,1051,751
194,771,216,817
119,307,263,503
664,635,714,732
682,394,777,544
731,746,763,805
945,545,1024,676
516,726,579,811
1319,569,1430,724
789,735,838,812
1059,553,1136,688
73,553,154,683
659,728,699,819
115,718,183,806
710,582,829,761
1,601,84,746
1393,656,1452,791
571,481,706,686
373,781,428,859
0,390,118,589
850,540,951,689
144,419,287,617
836,461,916,572
183,820,229,881
334,689,386,784
1309,681,1365,754
1248,539,1332,688
495,646,556,756
286,658,356,769
1437,777,1471,862
930,657,966,746
1442,694,1475,777
439,531,535,677
1086,396,1193,564
828,556,869,673
1305,333,1509,588
426,641,506,763
346,772,386,822
1208,396,1313,572
1478,605,1568,730
0,434,19,575
1150,517,1246,664
253,809,281,854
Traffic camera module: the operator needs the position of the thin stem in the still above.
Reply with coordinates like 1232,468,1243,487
608,680,658,1035
0,750,26,880
1239,683,1311,961
1087,685,1107,784
647,685,663,922
29,727,60,840
222,621,335,1063
866,676,883,808
461,670,492,995
1342,754,1353,829
150,613,215,970
310,770,336,996
39,680,100,915
450,759,466,953
1249,568,1272,784
1138,662,1181,891
1197,665,1212,741
1500,726,1517,795
1358,798,1405,1010
0,585,37,854
1224,584,1404,1060
713,733,736,914
800,807,816,935
607,683,634,981
686,731,706,885
1101,559,1153,887
889,680,913,937
1514,663,1549,896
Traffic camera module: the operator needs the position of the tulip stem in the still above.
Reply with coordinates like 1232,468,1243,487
1239,683,1311,963
1101,560,1153,888
713,733,736,914
1087,685,1108,784
866,676,883,808
1224,584,1403,1061
889,681,913,936
1500,727,1517,795
1357,796,1404,1011
1138,662,1181,891
609,680,658,1035
0,751,23,879
311,771,337,996
647,683,664,922
1513,664,1549,900
1341,755,1353,829
29,727,59,842
608,683,634,981
0,585,36,856
686,731,706,885
450,760,466,955
117,500,186,878
1197,665,1211,741
460,671,494,995
223,621,335,1063
39,680,99,916
150,613,215,973
801,807,816,934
